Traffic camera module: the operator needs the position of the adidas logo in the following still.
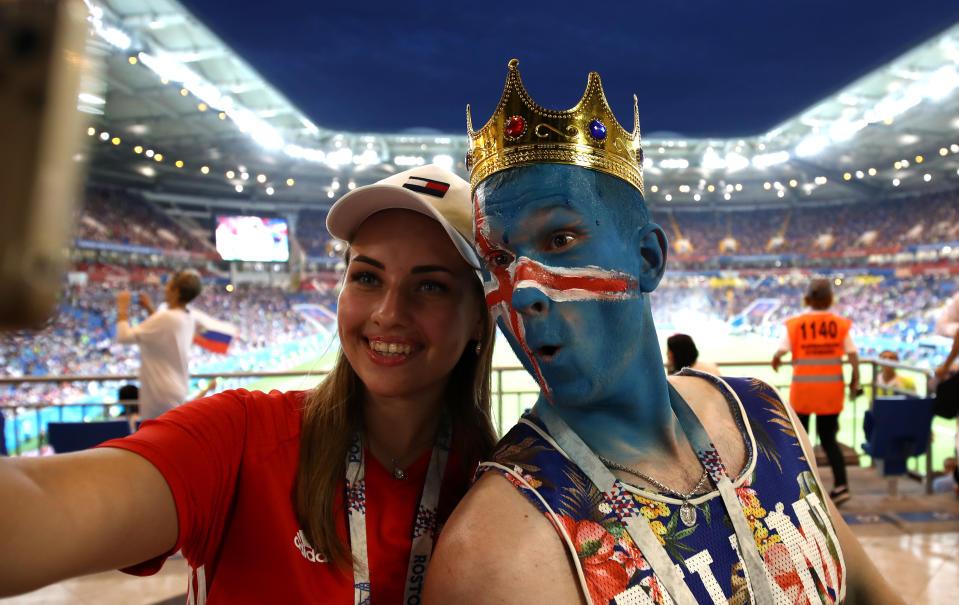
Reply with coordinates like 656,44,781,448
294,530,328,563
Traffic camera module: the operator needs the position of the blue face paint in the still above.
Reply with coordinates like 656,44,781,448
475,164,667,411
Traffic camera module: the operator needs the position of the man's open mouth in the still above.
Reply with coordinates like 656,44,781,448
535,345,561,361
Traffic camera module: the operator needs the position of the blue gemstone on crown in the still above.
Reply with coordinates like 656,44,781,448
588,119,607,140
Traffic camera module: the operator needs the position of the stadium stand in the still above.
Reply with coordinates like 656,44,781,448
653,188,959,262
76,187,214,254
296,208,336,258
652,272,959,368
0,279,338,410
3,182,953,421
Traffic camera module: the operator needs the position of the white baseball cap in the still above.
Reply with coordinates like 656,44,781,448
326,164,480,269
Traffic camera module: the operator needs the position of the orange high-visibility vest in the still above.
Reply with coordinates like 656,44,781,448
785,311,852,415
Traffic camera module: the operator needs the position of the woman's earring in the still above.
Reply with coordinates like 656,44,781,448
474,340,482,355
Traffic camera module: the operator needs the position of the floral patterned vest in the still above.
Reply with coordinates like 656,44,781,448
477,375,847,605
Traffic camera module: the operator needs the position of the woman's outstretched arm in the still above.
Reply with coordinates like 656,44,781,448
0,447,177,596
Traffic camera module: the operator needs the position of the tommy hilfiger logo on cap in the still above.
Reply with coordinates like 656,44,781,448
402,176,450,197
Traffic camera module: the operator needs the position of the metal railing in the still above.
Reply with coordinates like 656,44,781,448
0,359,943,493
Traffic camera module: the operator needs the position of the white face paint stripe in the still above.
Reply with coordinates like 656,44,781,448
520,262,633,279
513,280,637,302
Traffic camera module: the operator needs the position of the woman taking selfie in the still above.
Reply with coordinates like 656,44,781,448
0,164,495,604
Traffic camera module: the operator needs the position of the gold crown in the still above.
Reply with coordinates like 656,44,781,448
466,59,643,196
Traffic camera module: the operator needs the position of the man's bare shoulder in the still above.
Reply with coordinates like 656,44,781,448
424,471,584,604
434,470,552,547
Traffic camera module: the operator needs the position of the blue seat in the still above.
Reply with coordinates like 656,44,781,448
47,420,131,454
861,397,935,476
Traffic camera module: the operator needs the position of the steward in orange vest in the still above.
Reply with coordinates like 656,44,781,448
772,279,861,504
772,279,861,415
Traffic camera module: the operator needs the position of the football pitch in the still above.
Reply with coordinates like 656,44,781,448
249,329,955,474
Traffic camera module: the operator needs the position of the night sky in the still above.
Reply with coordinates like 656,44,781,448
179,0,959,138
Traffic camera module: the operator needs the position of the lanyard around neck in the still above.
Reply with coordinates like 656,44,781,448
538,383,774,604
345,420,451,605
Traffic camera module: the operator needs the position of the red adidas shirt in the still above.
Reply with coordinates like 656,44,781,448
101,389,472,604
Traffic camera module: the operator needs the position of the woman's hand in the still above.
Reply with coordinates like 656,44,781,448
138,292,155,314
116,291,131,321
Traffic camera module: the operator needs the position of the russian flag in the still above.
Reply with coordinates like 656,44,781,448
192,308,238,354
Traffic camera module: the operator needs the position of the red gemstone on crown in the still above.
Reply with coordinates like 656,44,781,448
504,116,525,138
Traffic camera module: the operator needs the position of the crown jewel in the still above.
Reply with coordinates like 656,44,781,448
467,59,644,196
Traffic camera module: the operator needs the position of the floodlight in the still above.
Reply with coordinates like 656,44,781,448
325,148,353,167
353,149,380,166
701,148,725,170
795,135,829,157
753,151,789,168
725,153,749,173
828,119,866,142
923,66,959,101
432,154,454,170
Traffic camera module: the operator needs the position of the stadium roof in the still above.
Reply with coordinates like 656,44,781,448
83,0,959,216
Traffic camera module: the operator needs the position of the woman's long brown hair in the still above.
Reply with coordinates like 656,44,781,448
293,266,496,568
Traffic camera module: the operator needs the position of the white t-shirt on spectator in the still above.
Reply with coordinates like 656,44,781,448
117,306,196,420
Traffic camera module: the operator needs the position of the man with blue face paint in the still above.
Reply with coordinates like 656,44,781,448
423,60,901,605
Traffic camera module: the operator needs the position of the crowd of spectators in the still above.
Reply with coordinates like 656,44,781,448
652,189,959,258
652,273,959,366
295,209,336,258
0,281,338,408
75,187,958,263
76,188,213,255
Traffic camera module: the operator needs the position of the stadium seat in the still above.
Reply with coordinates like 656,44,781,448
47,420,131,454
861,397,935,486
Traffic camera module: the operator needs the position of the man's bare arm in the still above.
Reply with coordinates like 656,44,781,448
424,472,584,604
